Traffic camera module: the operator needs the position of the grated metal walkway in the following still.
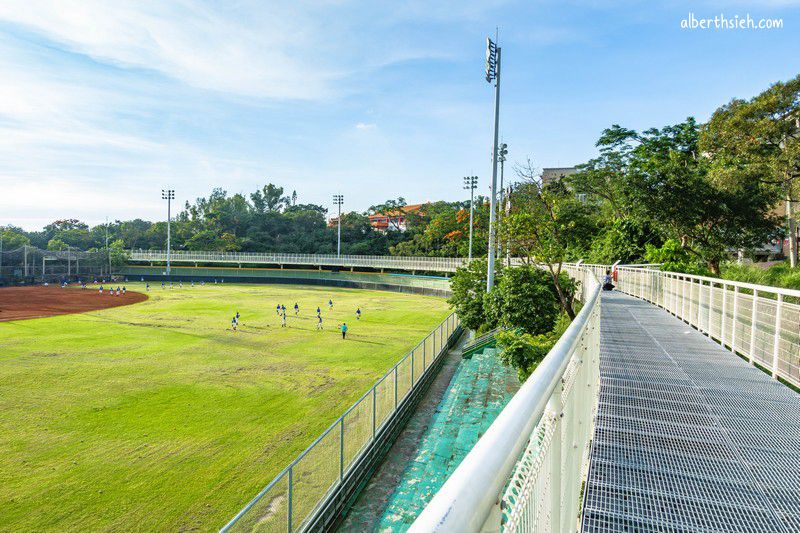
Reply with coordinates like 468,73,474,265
582,292,800,532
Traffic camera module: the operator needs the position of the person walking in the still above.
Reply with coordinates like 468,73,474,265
341,323,348,339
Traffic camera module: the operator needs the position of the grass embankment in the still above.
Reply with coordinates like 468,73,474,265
0,283,449,531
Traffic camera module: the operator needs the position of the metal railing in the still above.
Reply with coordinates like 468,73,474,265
411,267,602,532
222,312,462,532
129,250,468,273
615,266,800,389
462,327,506,358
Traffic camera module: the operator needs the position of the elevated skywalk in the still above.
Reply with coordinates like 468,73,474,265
583,291,800,532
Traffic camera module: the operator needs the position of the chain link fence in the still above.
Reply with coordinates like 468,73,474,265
222,312,461,532
0,245,112,285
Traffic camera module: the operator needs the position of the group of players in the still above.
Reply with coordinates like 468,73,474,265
231,299,362,339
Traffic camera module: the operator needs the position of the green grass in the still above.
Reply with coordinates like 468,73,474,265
0,283,450,531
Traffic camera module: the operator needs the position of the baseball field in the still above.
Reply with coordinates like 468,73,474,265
0,282,450,531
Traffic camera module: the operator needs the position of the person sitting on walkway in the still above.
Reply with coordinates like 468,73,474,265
602,269,615,291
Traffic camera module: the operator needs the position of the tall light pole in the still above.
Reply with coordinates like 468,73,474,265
105,217,110,278
333,194,344,257
485,34,502,292
162,189,174,275
463,176,478,261
497,143,508,257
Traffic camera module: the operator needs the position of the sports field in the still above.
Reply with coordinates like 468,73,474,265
0,282,450,531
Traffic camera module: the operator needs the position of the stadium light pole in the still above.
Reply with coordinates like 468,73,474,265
485,33,501,292
463,176,478,261
105,217,110,278
497,143,508,257
162,189,175,275
333,194,344,257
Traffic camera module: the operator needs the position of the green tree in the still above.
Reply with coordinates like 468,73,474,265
484,265,564,335
447,259,493,331
608,119,779,275
496,314,571,381
701,74,800,267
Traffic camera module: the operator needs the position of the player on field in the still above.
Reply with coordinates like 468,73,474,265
316,306,321,317
317,315,323,330
281,304,286,314
99,285,103,294
276,304,281,316
356,308,361,320
146,282,150,291
281,311,287,328
329,298,333,310
122,286,126,295
231,316,237,332
340,323,348,339
294,303,299,316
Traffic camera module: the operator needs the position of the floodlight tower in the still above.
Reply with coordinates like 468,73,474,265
485,33,502,291
497,143,508,257
162,189,175,275
463,176,478,261
333,194,344,257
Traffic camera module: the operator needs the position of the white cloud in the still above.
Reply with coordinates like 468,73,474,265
355,122,376,131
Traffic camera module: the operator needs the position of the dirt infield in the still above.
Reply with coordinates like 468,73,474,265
0,286,148,322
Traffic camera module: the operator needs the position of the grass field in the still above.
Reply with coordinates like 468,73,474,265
0,282,450,531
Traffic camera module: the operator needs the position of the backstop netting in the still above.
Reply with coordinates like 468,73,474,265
0,246,112,285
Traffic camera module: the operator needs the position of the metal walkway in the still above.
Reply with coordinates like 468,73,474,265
583,291,800,532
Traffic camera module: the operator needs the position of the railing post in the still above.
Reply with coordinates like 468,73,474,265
697,280,704,332
339,418,345,481
394,367,398,409
411,350,415,386
772,294,783,380
548,383,563,533
372,387,377,439
731,286,739,353
707,281,714,336
681,277,687,321
749,289,759,365
287,466,293,533
721,283,728,347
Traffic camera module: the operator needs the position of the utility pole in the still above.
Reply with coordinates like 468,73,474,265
497,143,508,258
105,217,110,278
463,176,478,261
485,33,501,291
162,189,175,275
333,195,344,257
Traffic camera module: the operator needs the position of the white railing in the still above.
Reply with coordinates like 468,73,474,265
129,250,467,273
222,313,462,532
411,267,601,532
616,266,800,389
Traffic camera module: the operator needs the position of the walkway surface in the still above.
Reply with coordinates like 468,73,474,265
582,292,800,532
340,343,519,532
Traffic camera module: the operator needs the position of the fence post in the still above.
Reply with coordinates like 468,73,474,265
731,286,739,353
707,282,714,336
749,289,759,365
772,294,783,380
681,277,687,321
548,384,563,533
394,367,398,409
411,350,415,386
372,387,377,439
339,418,345,481
697,280,704,332
720,283,728,347
288,466,293,533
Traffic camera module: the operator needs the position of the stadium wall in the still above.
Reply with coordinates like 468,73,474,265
120,265,452,298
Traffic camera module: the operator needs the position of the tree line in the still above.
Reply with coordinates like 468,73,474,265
0,185,494,258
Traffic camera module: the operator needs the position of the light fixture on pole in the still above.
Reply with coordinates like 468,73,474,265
463,176,478,261
485,33,502,291
162,189,175,276
333,194,344,257
497,143,508,257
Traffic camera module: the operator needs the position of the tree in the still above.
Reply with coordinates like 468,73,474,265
601,119,779,275
0,227,30,249
484,265,564,335
368,197,407,231
502,162,590,319
701,74,800,267
447,259,493,331
251,183,289,213
496,314,570,381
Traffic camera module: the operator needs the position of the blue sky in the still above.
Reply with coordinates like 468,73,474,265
1,1,799,230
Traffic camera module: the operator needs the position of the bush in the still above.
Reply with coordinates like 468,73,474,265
447,259,496,331
485,265,563,335
497,314,571,381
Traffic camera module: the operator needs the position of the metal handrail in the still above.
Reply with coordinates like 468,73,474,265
411,268,601,531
